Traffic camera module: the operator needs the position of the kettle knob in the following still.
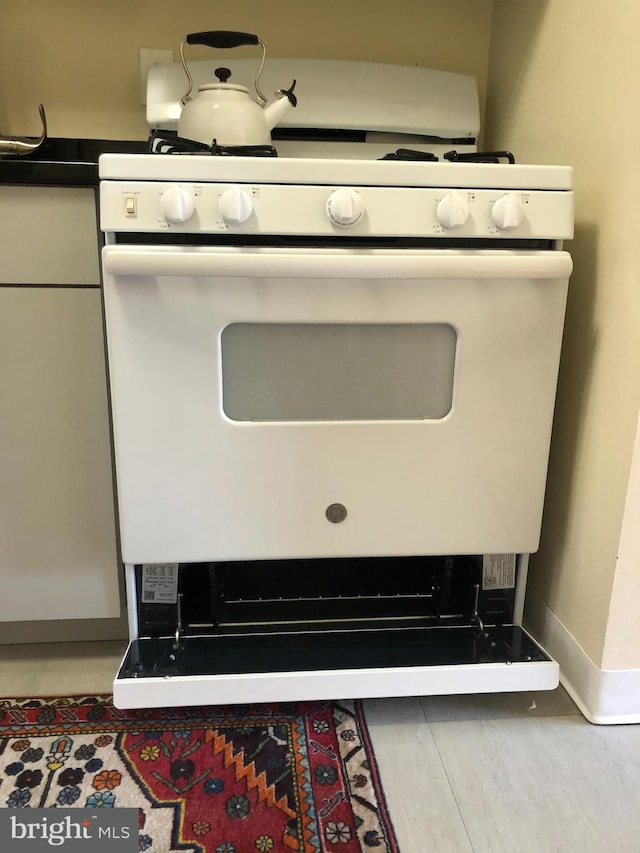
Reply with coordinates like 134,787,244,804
215,67,232,83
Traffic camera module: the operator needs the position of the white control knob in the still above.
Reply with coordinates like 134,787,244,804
219,188,253,224
436,192,470,229
160,186,195,224
491,193,525,230
326,189,365,227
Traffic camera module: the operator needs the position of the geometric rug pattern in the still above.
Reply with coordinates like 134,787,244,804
0,695,399,852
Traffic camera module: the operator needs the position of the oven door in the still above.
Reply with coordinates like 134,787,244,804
102,246,571,564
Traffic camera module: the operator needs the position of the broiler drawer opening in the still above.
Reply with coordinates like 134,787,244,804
134,555,517,638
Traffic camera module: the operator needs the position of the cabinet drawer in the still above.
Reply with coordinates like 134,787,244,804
0,186,100,284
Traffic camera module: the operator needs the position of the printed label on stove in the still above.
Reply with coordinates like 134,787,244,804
482,554,516,590
141,563,179,603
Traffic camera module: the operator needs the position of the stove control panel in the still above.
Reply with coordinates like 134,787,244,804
102,181,574,241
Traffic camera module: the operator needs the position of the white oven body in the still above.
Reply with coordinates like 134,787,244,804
102,245,570,565
101,78,571,708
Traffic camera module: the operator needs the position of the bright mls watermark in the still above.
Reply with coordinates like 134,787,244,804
0,809,138,851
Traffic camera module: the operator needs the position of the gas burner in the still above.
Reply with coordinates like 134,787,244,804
444,150,516,164
379,148,439,161
147,131,278,157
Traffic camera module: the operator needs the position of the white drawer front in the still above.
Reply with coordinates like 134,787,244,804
0,186,100,284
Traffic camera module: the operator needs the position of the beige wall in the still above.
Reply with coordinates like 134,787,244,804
1,0,493,140
486,1,640,669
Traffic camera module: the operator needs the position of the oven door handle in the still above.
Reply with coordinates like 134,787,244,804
102,247,573,280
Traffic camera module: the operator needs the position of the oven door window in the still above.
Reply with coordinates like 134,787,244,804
220,323,456,421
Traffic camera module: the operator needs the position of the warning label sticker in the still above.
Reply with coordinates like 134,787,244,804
482,554,516,590
141,563,179,604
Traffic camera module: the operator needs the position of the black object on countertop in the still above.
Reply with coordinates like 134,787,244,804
0,137,147,186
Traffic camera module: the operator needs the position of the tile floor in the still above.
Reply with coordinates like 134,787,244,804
1,641,640,852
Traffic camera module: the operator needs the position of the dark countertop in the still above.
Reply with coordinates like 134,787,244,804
0,138,147,186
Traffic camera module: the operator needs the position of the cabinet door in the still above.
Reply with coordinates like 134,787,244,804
0,288,120,621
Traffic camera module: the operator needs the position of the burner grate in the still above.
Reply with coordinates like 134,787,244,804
444,149,515,164
378,148,516,163
144,132,516,163
147,130,278,157
379,148,439,161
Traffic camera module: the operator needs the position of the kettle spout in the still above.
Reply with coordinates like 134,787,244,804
264,79,297,131
0,104,47,157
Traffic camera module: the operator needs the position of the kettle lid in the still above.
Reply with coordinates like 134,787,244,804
198,66,251,95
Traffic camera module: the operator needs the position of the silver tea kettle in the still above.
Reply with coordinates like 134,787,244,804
177,31,297,147
0,104,47,157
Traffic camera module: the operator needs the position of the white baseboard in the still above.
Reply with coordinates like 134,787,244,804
525,590,640,724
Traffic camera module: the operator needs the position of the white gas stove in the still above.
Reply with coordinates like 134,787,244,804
100,59,572,709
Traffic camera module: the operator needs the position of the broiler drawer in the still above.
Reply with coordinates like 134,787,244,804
113,625,558,709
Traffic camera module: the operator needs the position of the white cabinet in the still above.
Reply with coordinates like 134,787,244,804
0,186,120,623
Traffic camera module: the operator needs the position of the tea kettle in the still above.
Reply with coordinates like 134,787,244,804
0,104,47,157
177,31,297,147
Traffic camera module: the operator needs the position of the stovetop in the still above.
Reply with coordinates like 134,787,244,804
99,150,572,192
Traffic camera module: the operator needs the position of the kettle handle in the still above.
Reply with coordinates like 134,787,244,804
186,31,259,49
180,31,267,106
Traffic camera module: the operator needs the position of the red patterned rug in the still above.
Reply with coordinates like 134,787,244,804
0,695,398,852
